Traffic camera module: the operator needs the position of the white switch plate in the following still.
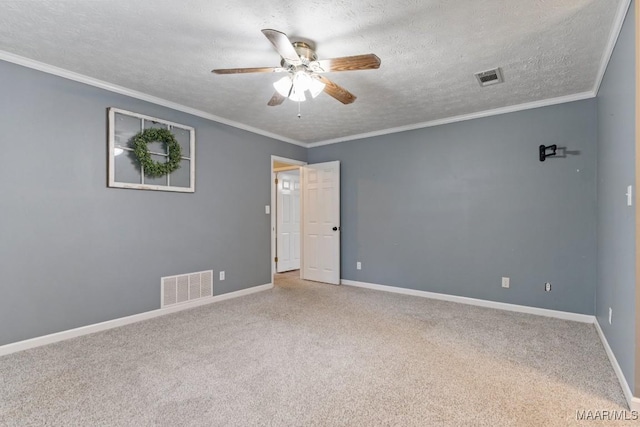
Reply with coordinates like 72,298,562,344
356,262,362,270
501,277,510,288
627,185,633,207
265,205,270,214
219,271,225,281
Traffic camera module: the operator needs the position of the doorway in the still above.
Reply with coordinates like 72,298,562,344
270,156,342,286
276,169,300,273
271,156,305,282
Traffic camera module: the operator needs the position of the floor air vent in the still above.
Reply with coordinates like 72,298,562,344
474,67,504,87
161,270,213,308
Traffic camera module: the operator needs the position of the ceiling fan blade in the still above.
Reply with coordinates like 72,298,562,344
267,91,286,106
314,54,381,72
261,29,302,66
212,67,285,74
316,76,356,104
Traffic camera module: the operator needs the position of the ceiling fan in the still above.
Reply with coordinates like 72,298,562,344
212,29,381,106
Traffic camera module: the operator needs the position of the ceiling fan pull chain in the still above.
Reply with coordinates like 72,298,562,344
297,101,302,119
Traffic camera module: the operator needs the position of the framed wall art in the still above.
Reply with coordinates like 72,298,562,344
108,108,195,192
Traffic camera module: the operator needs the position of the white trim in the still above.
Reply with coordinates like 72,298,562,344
273,165,301,172
271,155,307,166
594,319,640,411
0,50,306,147
341,279,595,323
593,0,633,95
0,283,273,357
308,91,595,147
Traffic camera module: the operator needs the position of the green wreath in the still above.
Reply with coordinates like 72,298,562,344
132,128,182,178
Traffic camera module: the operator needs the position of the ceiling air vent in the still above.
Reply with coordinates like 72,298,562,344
475,67,504,87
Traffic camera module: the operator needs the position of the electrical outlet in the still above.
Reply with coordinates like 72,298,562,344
356,262,362,270
609,307,612,325
219,271,225,281
501,277,510,288
545,282,551,292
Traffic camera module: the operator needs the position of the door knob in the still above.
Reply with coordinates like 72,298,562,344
332,226,339,231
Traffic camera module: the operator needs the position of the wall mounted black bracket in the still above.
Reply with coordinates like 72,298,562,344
539,144,557,162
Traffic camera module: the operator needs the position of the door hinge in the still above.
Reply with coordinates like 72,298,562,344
274,178,278,185
274,257,278,263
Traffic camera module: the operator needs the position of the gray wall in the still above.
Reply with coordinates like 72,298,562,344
0,60,306,345
596,1,636,392
309,100,598,314
1,17,633,360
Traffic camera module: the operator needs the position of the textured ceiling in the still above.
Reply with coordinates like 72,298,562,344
0,0,626,145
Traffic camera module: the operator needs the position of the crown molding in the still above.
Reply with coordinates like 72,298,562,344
307,91,595,148
0,50,307,147
593,0,633,95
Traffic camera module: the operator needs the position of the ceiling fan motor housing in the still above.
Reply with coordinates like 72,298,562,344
292,42,317,62
281,42,318,74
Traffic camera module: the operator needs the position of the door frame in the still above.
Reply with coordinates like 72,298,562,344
271,155,306,280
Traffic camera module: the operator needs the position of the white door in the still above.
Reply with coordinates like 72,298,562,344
301,161,340,285
276,171,300,272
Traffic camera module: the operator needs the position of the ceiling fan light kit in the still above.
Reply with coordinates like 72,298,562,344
274,71,326,102
212,29,381,107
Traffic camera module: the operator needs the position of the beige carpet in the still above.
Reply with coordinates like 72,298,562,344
0,272,630,426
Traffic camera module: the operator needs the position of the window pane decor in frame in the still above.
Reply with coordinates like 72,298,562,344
108,108,195,193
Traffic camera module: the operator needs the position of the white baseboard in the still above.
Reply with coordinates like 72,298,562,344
341,279,594,323
0,283,273,357
594,319,640,411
